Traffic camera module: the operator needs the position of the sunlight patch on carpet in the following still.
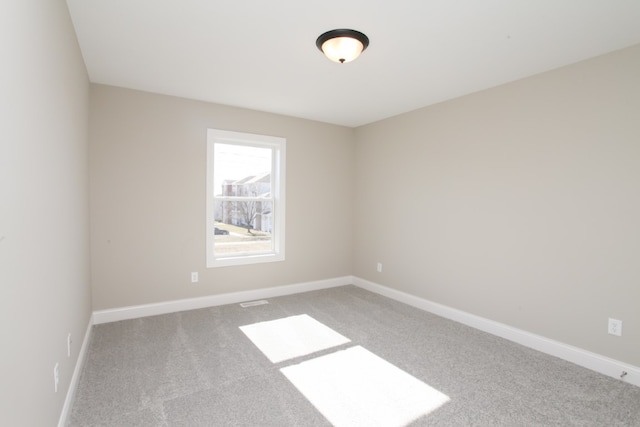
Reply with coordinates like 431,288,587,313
281,345,450,427
239,314,351,363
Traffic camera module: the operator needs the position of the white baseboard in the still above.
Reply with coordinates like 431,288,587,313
88,275,639,388
58,318,93,427
353,276,640,388
92,276,352,324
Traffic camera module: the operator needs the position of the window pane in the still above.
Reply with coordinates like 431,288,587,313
213,211,273,256
213,143,272,194
213,144,273,257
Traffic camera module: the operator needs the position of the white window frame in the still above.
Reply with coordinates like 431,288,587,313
206,129,286,268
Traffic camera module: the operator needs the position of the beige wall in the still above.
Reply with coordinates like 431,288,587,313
89,85,354,310
354,44,640,366
0,0,91,425
91,46,639,367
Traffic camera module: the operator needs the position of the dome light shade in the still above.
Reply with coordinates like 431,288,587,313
316,29,369,63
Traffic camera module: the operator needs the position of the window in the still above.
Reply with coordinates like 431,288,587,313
207,129,286,268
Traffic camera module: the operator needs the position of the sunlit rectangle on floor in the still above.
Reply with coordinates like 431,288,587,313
281,345,450,427
240,314,351,363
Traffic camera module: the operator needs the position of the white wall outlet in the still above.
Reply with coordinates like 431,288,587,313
608,318,622,336
376,262,383,273
67,333,72,357
53,363,59,392
191,272,198,283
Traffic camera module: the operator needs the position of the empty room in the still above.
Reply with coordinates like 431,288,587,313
2,1,640,426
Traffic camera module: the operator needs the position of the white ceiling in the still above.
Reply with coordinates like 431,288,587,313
66,0,640,128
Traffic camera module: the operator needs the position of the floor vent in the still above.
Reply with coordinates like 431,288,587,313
240,300,269,308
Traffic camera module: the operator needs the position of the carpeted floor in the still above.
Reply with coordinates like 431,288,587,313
68,285,640,426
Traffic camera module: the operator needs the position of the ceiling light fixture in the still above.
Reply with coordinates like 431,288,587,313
316,29,369,64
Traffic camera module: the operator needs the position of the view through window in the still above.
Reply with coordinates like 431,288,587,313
207,129,285,267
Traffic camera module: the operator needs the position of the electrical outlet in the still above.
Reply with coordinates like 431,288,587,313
608,318,622,336
191,272,198,283
376,262,383,273
54,363,59,392
67,333,72,357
